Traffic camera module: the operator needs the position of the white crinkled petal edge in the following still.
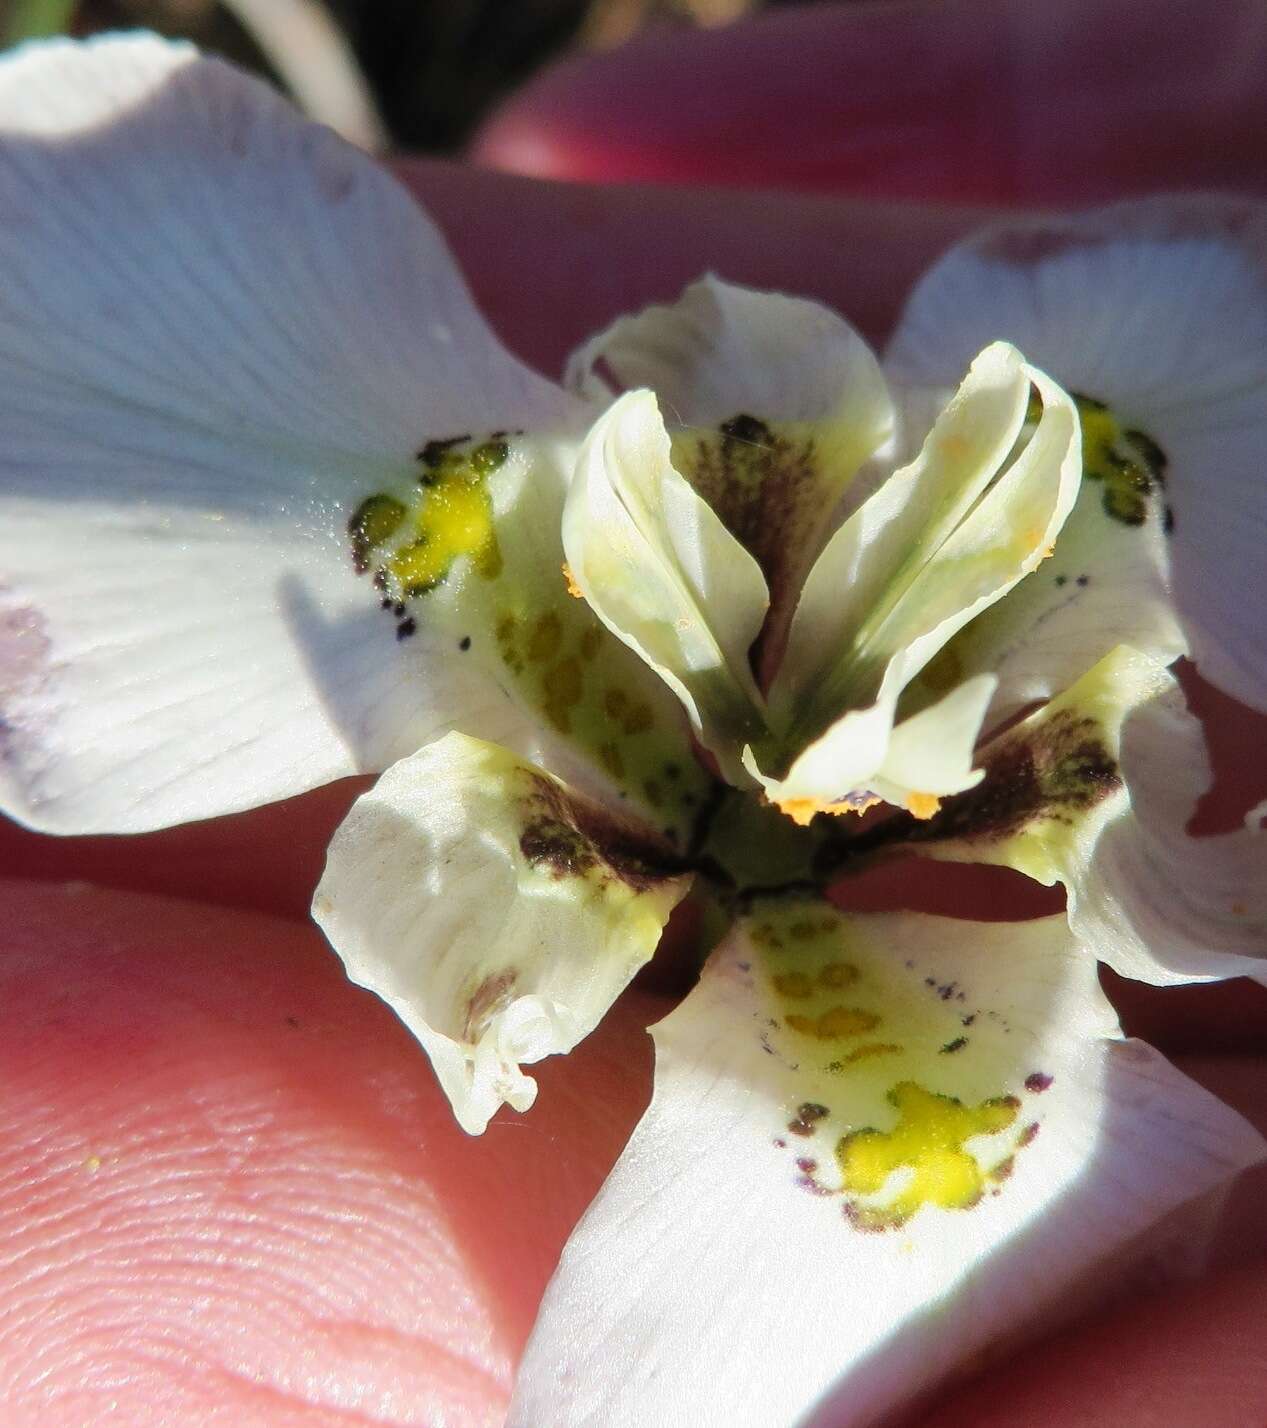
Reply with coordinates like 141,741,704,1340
313,732,692,1134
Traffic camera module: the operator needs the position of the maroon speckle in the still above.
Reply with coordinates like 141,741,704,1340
773,1138,787,1150
797,1172,835,1198
991,1155,1016,1184
843,1202,899,1234
788,1102,829,1137
1025,1072,1054,1093
795,1157,818,1174
1018,1122,1041,1147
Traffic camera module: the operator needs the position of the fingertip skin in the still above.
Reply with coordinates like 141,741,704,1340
0,779,368,922
395,158,992,372
912,1256,1267,1428
472,0,1267,205
0,879,661,1426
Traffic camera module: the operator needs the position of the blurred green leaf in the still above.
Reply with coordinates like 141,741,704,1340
4,0,77,44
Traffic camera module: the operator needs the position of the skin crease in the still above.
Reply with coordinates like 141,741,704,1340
2,4,1267,1424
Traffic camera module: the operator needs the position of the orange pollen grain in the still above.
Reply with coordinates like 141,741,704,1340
906,792,942,820
776,794,880,827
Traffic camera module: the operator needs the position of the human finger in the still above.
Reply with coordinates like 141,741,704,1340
472,0,1267,204
0,878,663,1426
911,1049,1267,1425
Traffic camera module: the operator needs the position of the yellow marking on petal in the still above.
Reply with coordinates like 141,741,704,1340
906,792,942,820
817,960,860,989
543,655,584,733
623,701,654,735
349,493,405,571
834,1042,903,1066
839,1081,1020,1226
347,436,710,839
773,971,815,999
527,611,563,664
349,435,508,595
562,562,584,598
755,901,1035,1231
1071,394,1168,528
786,1005,882,1040
598,741,625,780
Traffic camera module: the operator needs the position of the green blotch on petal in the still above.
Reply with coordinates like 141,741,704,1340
1071,393,1168,528
348,493,406,573
752,901,1034,1231
904,646,1162,886
349,433,504,595
346,431,718,837
839,1082,1019,1229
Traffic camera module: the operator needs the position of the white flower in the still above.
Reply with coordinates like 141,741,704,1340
1,33,1264,1428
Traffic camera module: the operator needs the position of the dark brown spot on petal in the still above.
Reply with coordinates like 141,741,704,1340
418,434,470,467
463,969,517,1041
672,414,849,671
788,1102,830,1137
907,710,1120,845
518,775,688,891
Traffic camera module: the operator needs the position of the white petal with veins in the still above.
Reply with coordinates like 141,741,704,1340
0,35,583,832
888,197,1267,711
512,904,1264,1427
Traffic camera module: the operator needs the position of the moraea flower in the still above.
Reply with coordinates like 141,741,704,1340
2,33,1265,1428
